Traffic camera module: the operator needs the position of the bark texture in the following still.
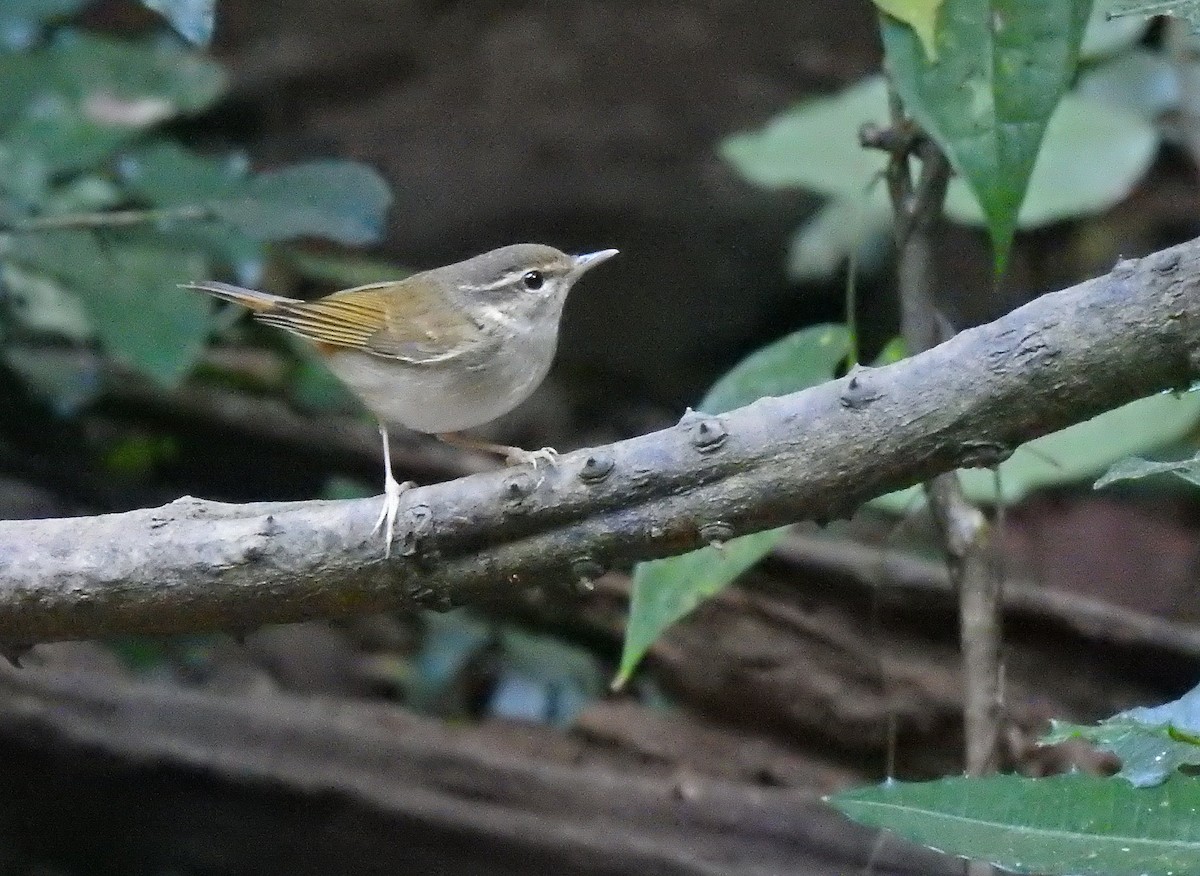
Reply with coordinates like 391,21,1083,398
1,240,1198,643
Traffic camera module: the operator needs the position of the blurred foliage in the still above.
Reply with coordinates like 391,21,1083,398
140,0,215,45
0,1,392,406
722,0,1166,284
366,610,607,728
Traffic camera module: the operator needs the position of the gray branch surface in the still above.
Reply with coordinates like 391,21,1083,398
2,240,1199,644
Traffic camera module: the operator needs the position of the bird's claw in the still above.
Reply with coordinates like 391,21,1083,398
372,476,414,558
505,446,559,469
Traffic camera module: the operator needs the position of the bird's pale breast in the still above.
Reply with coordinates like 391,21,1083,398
324,327,557,433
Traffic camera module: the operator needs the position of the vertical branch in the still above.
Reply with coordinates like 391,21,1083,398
866,88,1003,780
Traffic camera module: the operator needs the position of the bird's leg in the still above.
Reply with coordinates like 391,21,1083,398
371,424,414,557
436,432,558,468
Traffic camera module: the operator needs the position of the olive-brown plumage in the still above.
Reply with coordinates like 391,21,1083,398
185,243,618,555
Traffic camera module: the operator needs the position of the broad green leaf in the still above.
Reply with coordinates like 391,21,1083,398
43,31,226,114
881,0,1094,269
43,175,122,215
871,388,1200,512
1045,683,1200,787
212,161,393,245
616,325,852,688
943,91,1158,228
720,77,891,202
873,0,945,60
161,222,264,284
831,773,1200,875
1095,452,1200,489
722,77,1152,235
1,32,226,174
1076,50,1179,119
615,530,790,688
0,141,48,211
141,0,216,46
87,237,213,384
10,229,213,384
700,324,852,414
1110,0,1200,31
0,260,92,340
118,140,246,206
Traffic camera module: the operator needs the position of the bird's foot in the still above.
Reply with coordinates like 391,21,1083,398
504,446,559,469
371,474,415,558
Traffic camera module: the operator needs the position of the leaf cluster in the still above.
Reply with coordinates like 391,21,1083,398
0,1,391,400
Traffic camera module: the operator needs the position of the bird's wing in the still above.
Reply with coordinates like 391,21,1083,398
255,279,485,363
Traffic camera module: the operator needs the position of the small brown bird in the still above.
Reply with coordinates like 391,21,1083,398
185,244,618,555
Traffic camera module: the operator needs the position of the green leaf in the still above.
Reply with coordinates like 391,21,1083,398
88,237,213,384
720,77,891,203
1110,0,1200,31
1076,50,1179,119
615,325,851,688
10,229,213,384
0,141,48,212
45,31,226,114
873,0,946,60
118,140,247,206
1096,452,1200,489
0,32,227,174
830,773,1200,875
699,324,852,415
722,76,1148,236
942,91,1158,228
43,174,123,215
0,260,93,341
615,529,791,689
871,388,1200,512
1045,683,1200,787
881,0,1094,270
153,222,264,284
141,0,216,46
212,161,393,245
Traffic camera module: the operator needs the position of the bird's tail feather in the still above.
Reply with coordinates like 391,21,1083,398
180,281,299,313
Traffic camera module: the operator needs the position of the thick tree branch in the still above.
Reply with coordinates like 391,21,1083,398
1,238,1199,644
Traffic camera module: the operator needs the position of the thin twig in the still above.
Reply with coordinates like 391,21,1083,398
3,205,214,233
880,88,1003,781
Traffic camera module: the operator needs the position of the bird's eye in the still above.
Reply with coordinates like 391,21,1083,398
522,270,544,290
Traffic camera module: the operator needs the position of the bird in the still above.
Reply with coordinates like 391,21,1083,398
183,243,618,556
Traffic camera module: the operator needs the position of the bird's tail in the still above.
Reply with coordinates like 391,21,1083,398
180,281,299,313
